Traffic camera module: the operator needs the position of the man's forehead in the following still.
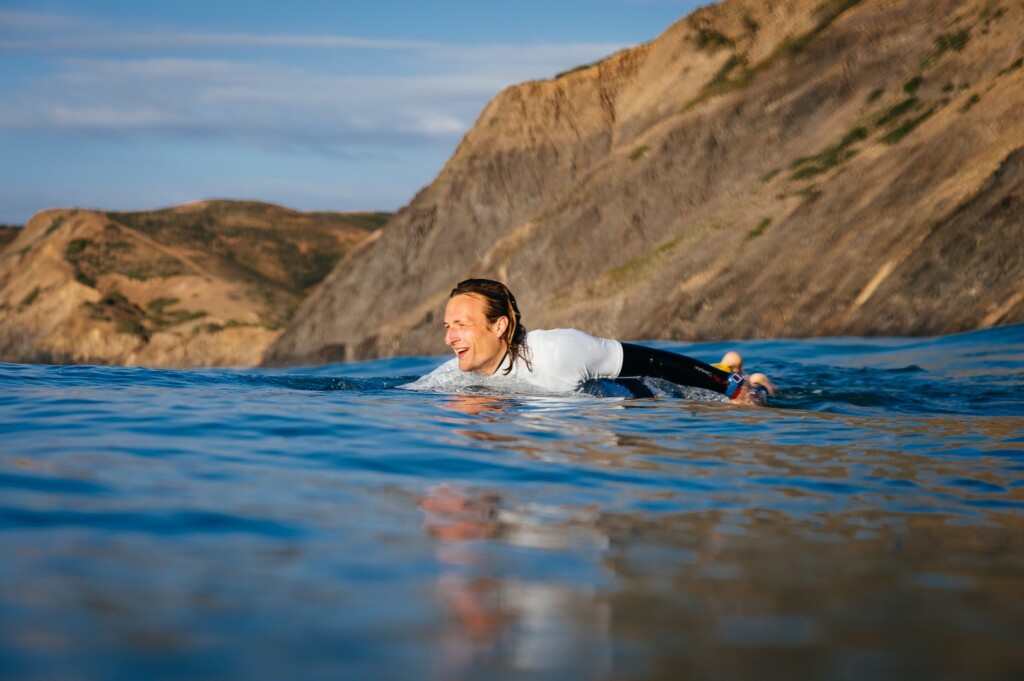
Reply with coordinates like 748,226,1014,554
445,293,486,319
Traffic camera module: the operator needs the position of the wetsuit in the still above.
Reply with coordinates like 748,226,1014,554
414,329,745,398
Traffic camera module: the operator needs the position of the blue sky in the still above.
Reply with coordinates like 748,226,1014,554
0,1,704,224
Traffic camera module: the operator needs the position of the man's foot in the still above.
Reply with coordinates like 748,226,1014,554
748,372,776,395
720,351,744,374
718,352,776,404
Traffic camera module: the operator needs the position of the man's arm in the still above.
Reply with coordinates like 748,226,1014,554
618,343,746,399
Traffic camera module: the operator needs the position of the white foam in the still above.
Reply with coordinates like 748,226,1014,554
400,360,576,398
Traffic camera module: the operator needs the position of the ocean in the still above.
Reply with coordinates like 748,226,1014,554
2,325,1022,681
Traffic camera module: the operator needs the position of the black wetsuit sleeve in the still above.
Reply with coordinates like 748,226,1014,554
619,342,734,395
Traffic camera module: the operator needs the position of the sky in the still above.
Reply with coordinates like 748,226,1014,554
0,0,705,224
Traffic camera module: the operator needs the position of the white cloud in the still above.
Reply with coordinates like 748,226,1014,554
0,31,443,53
0,9,83,32
47,104,187,129
1,57,495,141
404,114,468,136
0,29,625,152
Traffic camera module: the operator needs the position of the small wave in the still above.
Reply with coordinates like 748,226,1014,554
0,507,302,537
401,362,575,397
0,471,110,496
2,323,1021,416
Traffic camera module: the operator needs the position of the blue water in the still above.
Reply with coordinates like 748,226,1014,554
2,325,1023,681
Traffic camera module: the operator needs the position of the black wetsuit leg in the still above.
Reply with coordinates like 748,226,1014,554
619,343,734,395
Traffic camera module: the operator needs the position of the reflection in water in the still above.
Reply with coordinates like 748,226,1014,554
598,507,1024,680
422,481,1024,680
420,484,612,678
420,397,1024,680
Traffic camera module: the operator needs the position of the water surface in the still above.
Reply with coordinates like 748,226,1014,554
2,325,1023,680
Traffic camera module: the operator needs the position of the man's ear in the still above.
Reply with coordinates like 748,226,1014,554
493,316,509,337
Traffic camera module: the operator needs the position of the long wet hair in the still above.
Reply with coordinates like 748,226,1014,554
449,279,531,375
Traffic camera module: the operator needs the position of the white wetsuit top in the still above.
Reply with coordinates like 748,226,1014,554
412,328,624,394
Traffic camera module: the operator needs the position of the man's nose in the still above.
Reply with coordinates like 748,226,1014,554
445,328,457,345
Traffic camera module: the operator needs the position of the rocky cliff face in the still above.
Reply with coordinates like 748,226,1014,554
0,201,385,367
267,0,1024,366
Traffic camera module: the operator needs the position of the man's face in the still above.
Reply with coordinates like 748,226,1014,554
444,294,508,374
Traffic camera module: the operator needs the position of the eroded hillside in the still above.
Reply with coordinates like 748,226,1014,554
267,0,1024,366
0,201,386,366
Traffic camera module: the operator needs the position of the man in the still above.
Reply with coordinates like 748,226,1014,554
416,278,773,405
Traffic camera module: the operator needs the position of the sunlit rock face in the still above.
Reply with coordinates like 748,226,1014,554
0,201,385,367
267,0,1024,366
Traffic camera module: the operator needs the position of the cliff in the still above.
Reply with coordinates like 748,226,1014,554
266,0,1024,366
0,201,386,367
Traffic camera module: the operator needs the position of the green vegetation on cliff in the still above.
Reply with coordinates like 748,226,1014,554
0,200,389,367
110,202,386,293
0,226,21,254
